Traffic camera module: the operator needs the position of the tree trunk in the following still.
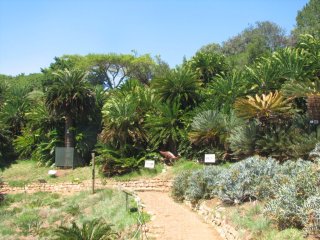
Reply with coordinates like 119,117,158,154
65,114,74,148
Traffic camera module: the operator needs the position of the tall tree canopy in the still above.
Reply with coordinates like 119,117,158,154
221,21,288,68
293,0,320,39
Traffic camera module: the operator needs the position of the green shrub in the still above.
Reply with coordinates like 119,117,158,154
228,121,258,158
15,210,42,235
52,218,119,240
95,145,143,176
255,127,316,161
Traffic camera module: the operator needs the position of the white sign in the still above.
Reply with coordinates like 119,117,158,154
144,160,155,169
204,154,216,163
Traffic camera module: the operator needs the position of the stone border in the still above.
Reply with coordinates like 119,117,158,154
0,179,173,194
184,200,240,240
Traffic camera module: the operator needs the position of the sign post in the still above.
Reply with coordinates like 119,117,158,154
92,152,95,194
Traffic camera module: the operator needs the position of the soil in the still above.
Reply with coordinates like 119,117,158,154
138,191,223,240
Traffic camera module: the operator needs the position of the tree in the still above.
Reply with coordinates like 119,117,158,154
221,21,288,68
46,69,95,148
293,0,320,38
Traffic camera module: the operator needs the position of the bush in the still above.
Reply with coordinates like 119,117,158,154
302,195,320,236
185,166,222,202
95,145,144,176
171,171,191,201
52,218,119,240
171,151,320,234
216,157,279,204
264,160,320,232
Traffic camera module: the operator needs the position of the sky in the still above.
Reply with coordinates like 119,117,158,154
0,0,309,76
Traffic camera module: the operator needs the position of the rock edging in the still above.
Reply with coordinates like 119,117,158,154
184,200,240,240
0,179,173,194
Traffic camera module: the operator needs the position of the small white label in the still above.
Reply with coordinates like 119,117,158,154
144,160,155,169
204,154,216,163
48,170,57,175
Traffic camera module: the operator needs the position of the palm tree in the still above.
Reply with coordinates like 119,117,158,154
46,69,95,148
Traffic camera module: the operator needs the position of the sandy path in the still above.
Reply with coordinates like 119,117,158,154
138,191,222,240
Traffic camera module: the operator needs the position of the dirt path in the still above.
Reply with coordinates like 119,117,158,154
138,191,222,240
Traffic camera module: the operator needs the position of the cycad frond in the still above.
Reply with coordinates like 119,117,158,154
234,91,293,122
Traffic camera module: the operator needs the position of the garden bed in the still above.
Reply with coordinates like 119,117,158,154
0,189,146,239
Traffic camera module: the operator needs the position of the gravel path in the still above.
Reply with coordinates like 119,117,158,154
138,191,222,240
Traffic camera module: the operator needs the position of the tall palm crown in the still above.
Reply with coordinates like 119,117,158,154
46,69,95,147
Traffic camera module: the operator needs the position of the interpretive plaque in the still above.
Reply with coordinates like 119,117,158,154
145,160,155,169
204,154,216,163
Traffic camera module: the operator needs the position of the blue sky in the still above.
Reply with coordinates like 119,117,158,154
0,0,309,76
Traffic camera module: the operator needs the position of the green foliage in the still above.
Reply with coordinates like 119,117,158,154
46,69,95,120
184,50,229,84
0,189,138,239
245,57,285,93
95,144,143,176
293,0,320,38
52,218,118,240
281,35,320,98
255,126,316,160
14,210,41,235
100,90,148,151
151,67,201,109
208,71,248,112
221,21,288,68
32,130,61,166
228,121,258,158
146,102,186,154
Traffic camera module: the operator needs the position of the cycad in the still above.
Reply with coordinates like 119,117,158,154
151,67,201,109
234,91,293,124
245,57,284,93
146,102,185,154
100,94,147,149
52,218,118,240
189,110,242,151
208,71,248,112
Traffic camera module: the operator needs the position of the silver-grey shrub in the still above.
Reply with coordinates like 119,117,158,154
185,166,222,202
171,171,191,201
215,157,279,204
